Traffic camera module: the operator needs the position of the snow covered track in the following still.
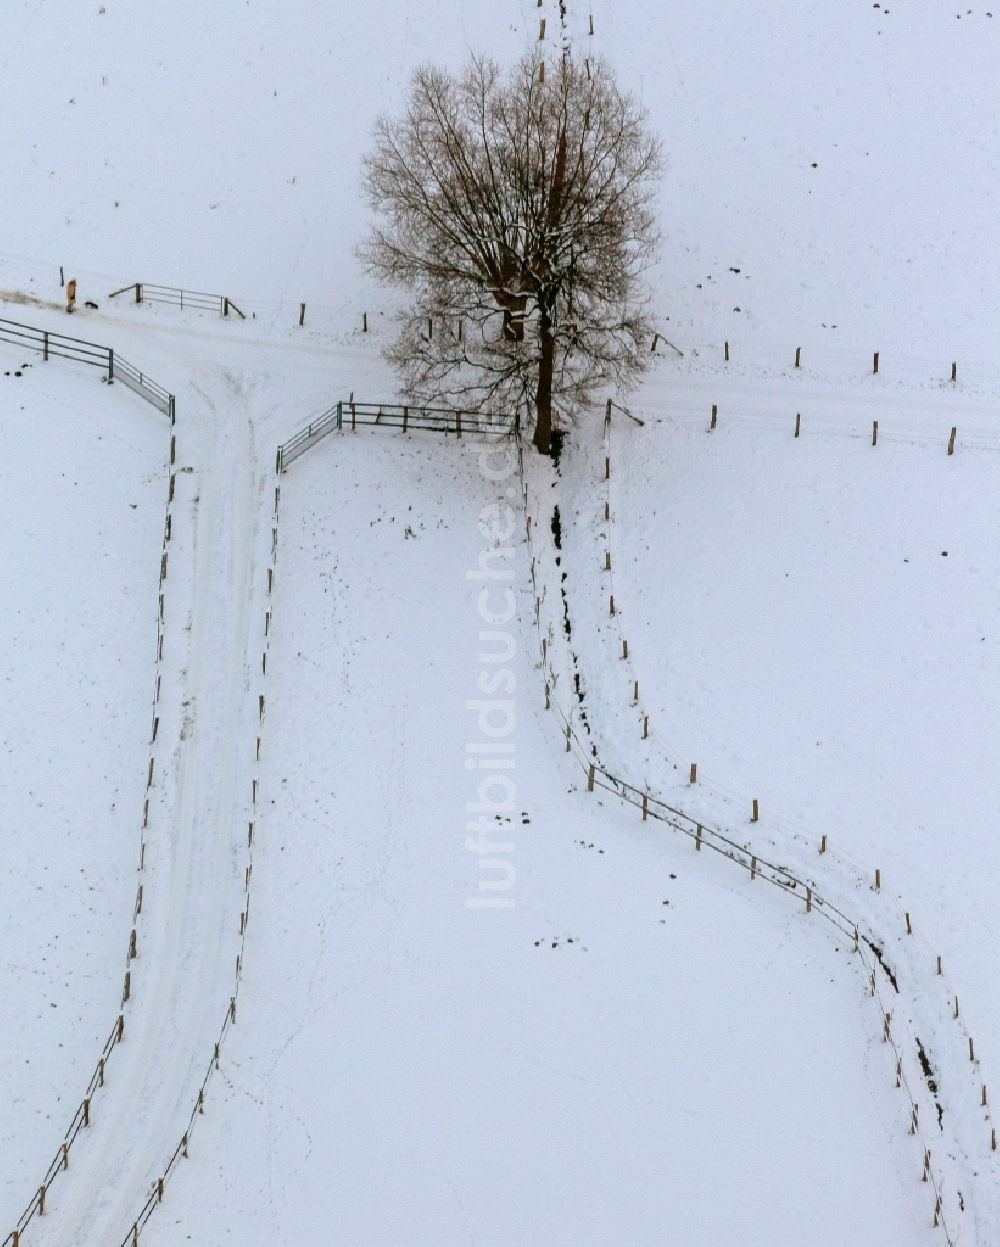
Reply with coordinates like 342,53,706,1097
111,472,280,1247
12,366,264,1247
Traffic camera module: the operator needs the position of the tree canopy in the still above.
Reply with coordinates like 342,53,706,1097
361,51,662,453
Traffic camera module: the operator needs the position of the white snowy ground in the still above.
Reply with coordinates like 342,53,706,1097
557,372,1000,1042
0,360,164,1206
136,432,927,1247
0,0,998,1241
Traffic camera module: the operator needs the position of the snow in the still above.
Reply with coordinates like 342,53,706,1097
0,0,998,1243
0,363,164,1207
133,434,927,1246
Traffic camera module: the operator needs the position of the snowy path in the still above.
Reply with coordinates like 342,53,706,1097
30,365,263,1246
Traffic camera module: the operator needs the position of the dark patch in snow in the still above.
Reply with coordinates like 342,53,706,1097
915,1037,945,1128
864,937,900,993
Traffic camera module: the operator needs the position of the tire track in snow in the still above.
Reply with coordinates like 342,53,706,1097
31,370,261,1246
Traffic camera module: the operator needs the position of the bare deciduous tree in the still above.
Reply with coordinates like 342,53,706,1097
360,51,662,454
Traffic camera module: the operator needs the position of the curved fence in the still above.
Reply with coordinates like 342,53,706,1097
514,431,988,1245
3,398,177,1247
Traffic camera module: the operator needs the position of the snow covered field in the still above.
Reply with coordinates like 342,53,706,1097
0,363,164,1207
1,0,998,1242
135,434,929,1247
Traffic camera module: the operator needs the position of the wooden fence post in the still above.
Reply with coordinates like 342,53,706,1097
710,403,718,430
724,340,729,362
298,303,305,327
794,412,801,438
872,420,878,446
948,427,956,455
587,764,595,792
951,361,957,383
689,762,697,784
794,346,801,369
362,312,367,333
873,350,879,374
751,798,759,823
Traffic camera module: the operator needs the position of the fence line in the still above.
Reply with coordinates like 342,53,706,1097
113,464,281,1247
0,316,175,422
276,399,514,471
115,355,176,422
108,283,247,320
515,432,968,1244
598,402,995,1178
0,316,108,369
3,409,179,1247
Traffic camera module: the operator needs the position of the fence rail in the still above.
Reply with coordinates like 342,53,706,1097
0,317,109,369
115,355,176,421
0,316,175,422
108,283,246,320
276,400,514,471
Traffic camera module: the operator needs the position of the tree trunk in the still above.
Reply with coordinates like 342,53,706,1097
533,308,554,455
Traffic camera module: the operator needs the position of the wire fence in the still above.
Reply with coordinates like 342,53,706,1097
514,430,974,1244
276,399,514,471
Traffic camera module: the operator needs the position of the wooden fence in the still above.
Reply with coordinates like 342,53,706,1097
276,400,514,471
0,317,175,421
108,283,247,320
516,432,971,1243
